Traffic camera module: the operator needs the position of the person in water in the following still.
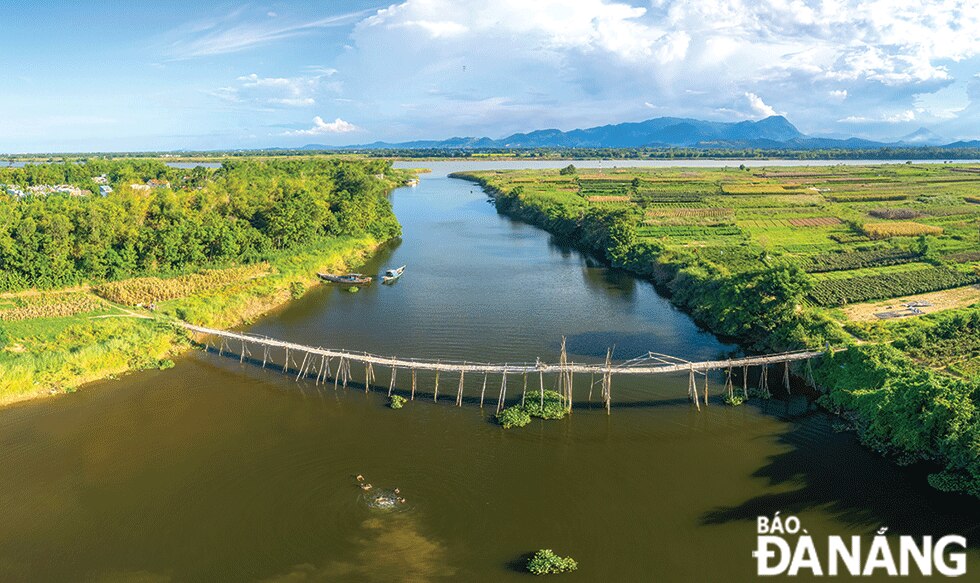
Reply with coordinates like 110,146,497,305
398,497,406,504
356,474,364,482
393,488,400,495
360,483,373,491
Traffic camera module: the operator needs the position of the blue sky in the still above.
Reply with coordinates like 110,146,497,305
1,0,979,152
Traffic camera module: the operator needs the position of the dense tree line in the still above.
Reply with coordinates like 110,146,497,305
0,158,400,291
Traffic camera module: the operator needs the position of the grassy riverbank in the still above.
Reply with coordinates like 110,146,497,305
453,164,980,497
0,236,381,406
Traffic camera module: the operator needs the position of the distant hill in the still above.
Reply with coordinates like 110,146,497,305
299,116,976,151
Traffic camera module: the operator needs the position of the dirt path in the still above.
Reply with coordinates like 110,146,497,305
841,285,980,322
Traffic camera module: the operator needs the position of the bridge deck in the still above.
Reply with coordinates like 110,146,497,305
181,323,821,375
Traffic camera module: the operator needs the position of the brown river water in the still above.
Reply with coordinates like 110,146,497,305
0,161,978,582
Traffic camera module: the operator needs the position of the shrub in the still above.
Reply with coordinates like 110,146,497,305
523,390,568,420
389,394,406,409
558,164,576,176
724,394,745,406
496,405,531,428
527,549,578,575
289,280,306,299
0,324,9,349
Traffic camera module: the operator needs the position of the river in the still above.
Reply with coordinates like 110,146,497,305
0,161,977,581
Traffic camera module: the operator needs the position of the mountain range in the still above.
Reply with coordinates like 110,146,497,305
312,116,978,151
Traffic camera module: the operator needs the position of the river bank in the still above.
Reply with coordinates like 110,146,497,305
0,236,383,407
452,167,980,498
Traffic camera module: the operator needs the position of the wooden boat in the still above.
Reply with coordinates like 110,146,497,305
382,265,406,284
318,272,372,285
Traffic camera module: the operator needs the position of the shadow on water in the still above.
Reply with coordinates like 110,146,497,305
700,411,980,546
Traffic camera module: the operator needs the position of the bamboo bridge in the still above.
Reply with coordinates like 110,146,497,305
181,323,823,414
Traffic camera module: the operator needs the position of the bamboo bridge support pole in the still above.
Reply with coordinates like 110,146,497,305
521,373,527,406
567,372,574,413
240,340,246,363
297,352,310,381
725,366,734,401
456,371,465,407
342,358,349,389
262,346,269,368
539,367,545,410
317,355,326,385
366,362,375,393
334,358,341,390
742,365,749,398
433,368,440,403
603,349,613,415
497,371,508,414
283,348,288,373
325,358,332,382
588,373,595,403
411,369,417,400
759,365,769,398
480,372,488,408
218,339,224,357
805,359,816,388
388,365,397,397
703,368,709,406
688,365,696,402
783,361,791,394
559,337,568,409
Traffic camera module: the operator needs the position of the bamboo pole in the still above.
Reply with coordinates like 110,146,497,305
688,365,696,402
262,346,269,368
521,373,527,406
297,352,310,381
497,371,508,414
742,364,749,398
725,366,734,401
456,371,465,407
480,371,488,408
539,366,545,409
240,340,246,363
567,372,574,412
703,368,708,406
283,347,288,373
433,368,440,402
603,349,613,415
588,373,595,402
388,365,397,397
783,361,791,394
411,369,417,400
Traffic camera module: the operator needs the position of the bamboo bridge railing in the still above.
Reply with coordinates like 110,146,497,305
181,323,823,415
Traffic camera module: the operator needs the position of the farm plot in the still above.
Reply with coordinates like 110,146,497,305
809,267,980,306
800,248,921,273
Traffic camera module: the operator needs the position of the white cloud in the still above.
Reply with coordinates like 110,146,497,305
389,20,469,38
211,72,337,109
744,92,778,117
233,0,980,143
839,110,916,123
284,117,360,136
163,9,372,59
